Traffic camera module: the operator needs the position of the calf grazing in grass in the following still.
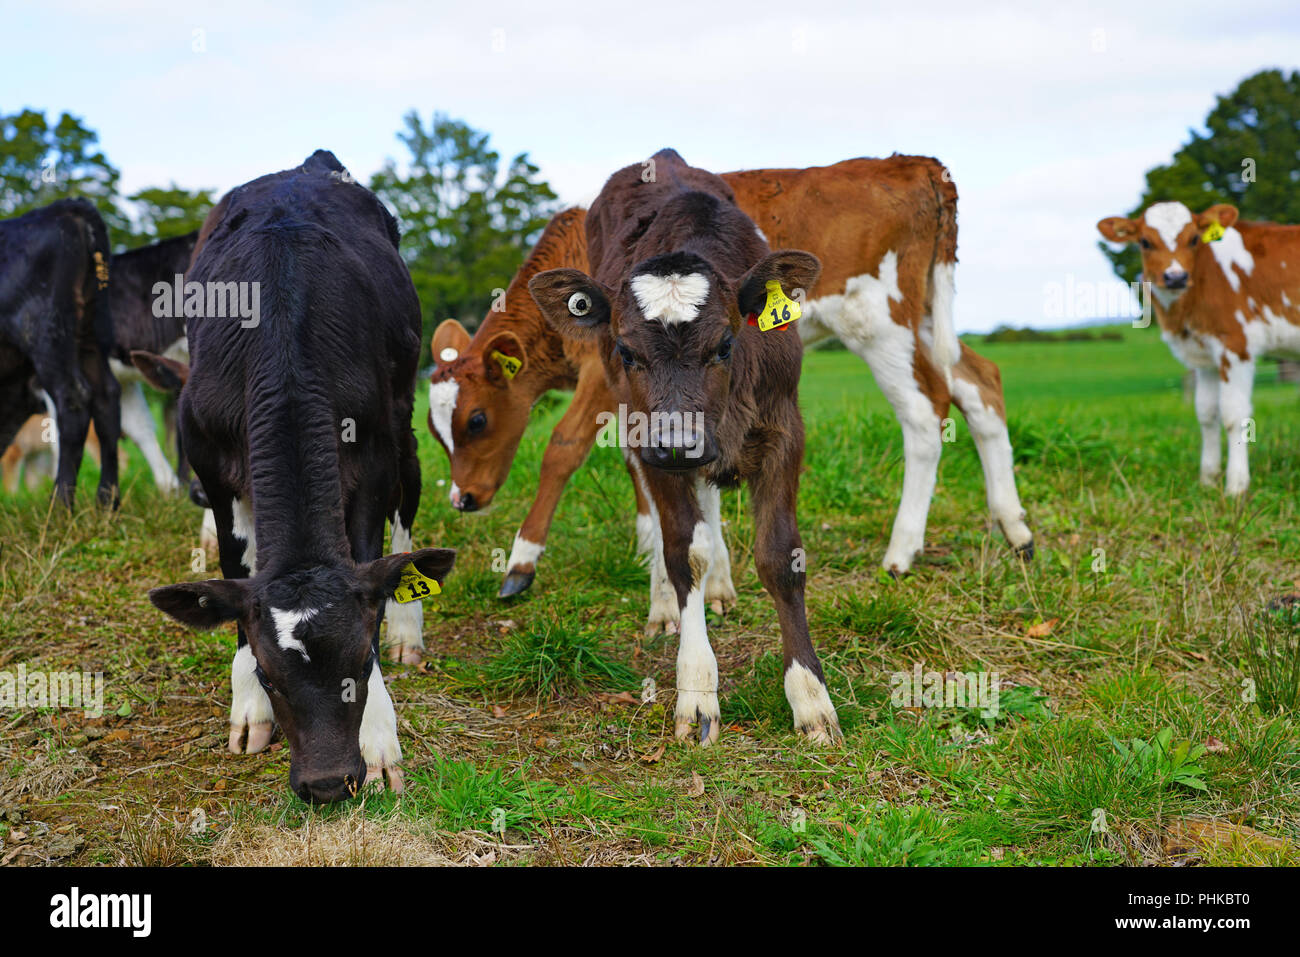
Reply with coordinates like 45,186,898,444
529,149,839,745
0,199,121,508
105,232,198,493
148,150,454,803
1099,203,1300,494
430,156,1032,619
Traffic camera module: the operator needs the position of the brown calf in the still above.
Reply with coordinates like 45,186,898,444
529,149,838,745
1098,202,1300,494
429,157,1032,626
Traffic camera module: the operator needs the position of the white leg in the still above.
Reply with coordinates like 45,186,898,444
697,480,736,613
952,377,1033,555
1220,358,1255,495
200,508,219,556
119,381,180,494
866,347,943,575
784,659,840,744
1193,367,1223,485
360,663,403,793
385,511,425,665
229,645,273,754
627,452,680,636
231,497,256,574
675,521,719,745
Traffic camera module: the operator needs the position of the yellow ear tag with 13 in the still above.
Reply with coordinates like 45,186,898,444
756,280,801,332
491,350,521,379
393,564,442,604
1201,220,1226,244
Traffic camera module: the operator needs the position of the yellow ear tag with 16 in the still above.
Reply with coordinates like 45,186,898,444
491,350,521,379
756,280,801,332
1201,220,1225,244
393,565,442,604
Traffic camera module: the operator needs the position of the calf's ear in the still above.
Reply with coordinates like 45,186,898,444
149,579,249,630
432,319,472,365
483,331,527,385
528,269,613,342
361,547,457,601
1097,217,1139,243
1197,204,1239,231
130,350,188,391
736,249,822,319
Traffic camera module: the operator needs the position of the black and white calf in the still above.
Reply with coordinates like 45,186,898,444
148,151,453,803
530,149,840,745
0,198,120,508
106,232,198,492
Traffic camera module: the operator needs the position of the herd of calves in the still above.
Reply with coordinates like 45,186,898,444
1,147,1297,803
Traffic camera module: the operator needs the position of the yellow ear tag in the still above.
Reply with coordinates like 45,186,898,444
393,565,442,604
1201,220,1225,244
755,280,801,332
491,350,521,379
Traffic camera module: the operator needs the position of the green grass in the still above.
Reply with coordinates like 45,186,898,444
2,322,1299,866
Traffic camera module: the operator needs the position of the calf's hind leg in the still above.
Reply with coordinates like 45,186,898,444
950,345,1033,558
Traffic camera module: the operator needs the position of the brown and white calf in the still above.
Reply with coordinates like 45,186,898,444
529,149,839,745
1098,202,1300,494
430,157,1032,620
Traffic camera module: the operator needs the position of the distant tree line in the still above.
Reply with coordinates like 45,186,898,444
0,107,558,356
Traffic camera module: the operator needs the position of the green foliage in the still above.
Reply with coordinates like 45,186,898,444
1109,728,1209,792
0,108,127,236
1101,69,1300,282
125,184,214,245
1237,599,1300,715
462,616,638,699
370,111,558,355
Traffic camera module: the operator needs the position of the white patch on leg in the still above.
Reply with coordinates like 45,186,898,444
626,452,679,634
951,377,1032,552
200,508,218,554
1193,367,1223,484
783,659,840,743
359,663,401,770
231,497,256,574
385,511,424,663
928,262,959,388
675,522,719,745
506,533,544,571
697,479,735,612
230,644,273,754
118,380,179,493
1220,358,1255,495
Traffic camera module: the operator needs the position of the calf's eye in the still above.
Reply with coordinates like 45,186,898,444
714,335,733,363
617,343,636,370
1139,238,1153,250
467,410,487,435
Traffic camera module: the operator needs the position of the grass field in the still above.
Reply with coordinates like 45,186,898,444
2,323,1299,866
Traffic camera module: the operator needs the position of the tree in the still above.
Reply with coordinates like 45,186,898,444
0,108,130,238
127,184,214,245
370,111,559,355
1101,69,1300,283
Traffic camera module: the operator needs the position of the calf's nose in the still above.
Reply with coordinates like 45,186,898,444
293,764,366,804
1163,269,1188,289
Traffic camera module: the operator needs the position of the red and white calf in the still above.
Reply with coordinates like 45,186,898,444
1099,202,1300,493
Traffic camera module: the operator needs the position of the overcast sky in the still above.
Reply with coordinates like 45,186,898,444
7,0,1298,331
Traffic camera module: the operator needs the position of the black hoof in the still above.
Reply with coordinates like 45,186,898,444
1015,539,1035,561
498,569,535,598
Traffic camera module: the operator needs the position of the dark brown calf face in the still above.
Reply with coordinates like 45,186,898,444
529,250,819,472
427,319,530,511
150,548,454,803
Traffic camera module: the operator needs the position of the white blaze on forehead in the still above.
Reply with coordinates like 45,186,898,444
271,606,320,661
428,379,459,452
1144,202,1193,251
631,272,710,325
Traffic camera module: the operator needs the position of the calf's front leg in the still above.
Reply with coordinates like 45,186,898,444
1219,358,1255,496
1193,367,1222,485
